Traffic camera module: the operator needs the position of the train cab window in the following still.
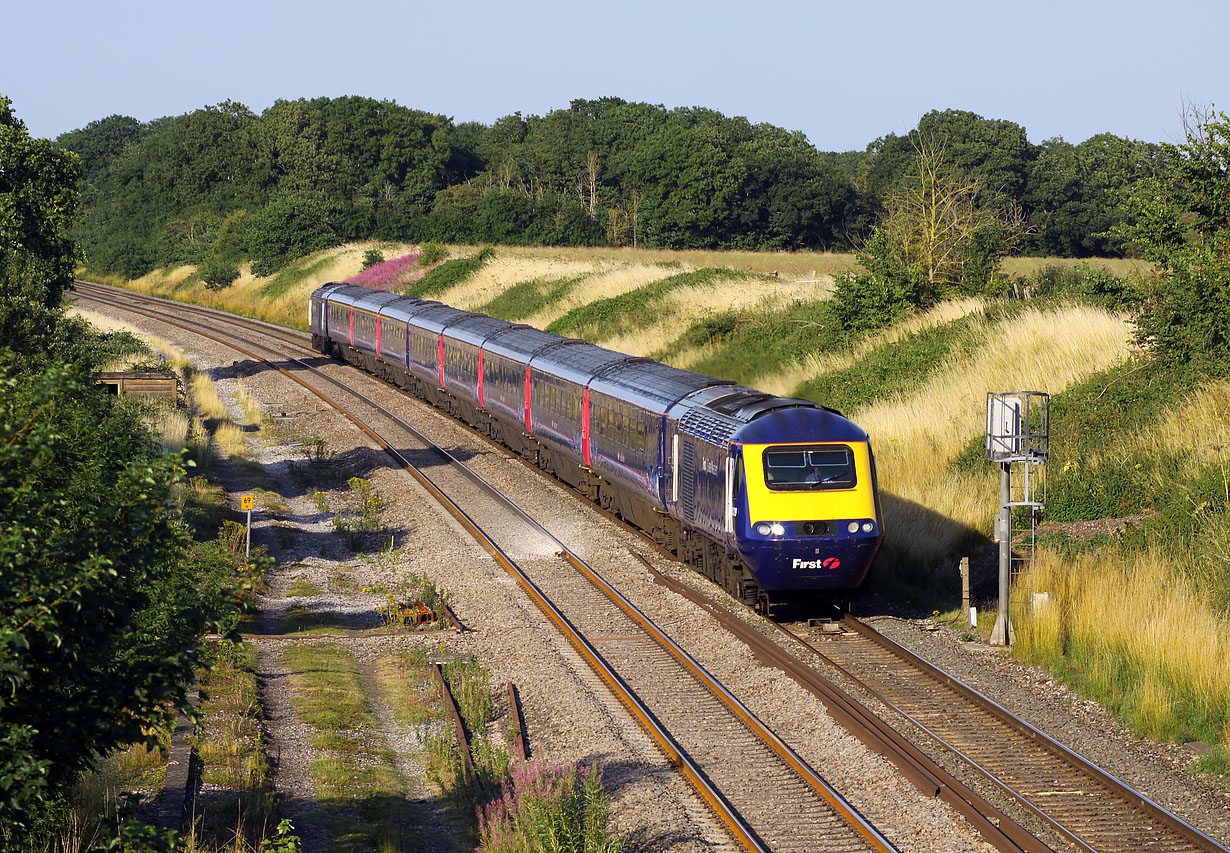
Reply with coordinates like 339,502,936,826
763,446,856,491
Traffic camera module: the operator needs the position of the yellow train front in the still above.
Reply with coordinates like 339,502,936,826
668,391,882,609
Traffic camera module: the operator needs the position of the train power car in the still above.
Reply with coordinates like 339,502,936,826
310,282,882,613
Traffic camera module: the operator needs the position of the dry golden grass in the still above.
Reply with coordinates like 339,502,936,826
859,304,1133,562
440,254,610,310
234,382,264,427
121,241,421,330
518,263,687,330
998,256,1154,279
495,243,859,280
757,297,988,397
189,372,231,421
1124,379,1230,477
154,409,191,454
1018,547,1230,741
597,274,831,357
213,422,250,458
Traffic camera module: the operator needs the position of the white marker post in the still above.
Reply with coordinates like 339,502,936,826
241,494,254,561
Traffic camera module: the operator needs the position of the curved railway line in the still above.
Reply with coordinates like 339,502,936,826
73,282,893,852
74,281,1230,853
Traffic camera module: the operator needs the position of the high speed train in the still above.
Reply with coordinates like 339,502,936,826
309,282,882,612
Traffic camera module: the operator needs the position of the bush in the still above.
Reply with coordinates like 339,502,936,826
199,258,241,290
418,241,447,266
361,248,385,270
246,192,344,277
1021,264,1140,309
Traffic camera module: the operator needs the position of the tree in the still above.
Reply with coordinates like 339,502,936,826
1114,106,1230,363
0,354,238,831
876,137,1023,293
245,190,344,276
0,94,82,307
1023,134,1164,257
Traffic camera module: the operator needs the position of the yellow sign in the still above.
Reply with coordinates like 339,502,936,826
240,494,254,511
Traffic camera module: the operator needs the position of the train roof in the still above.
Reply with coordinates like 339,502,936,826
483,325,578,362
531,340,636,386
732,404,868,445
310,282,348,301
444,314,522,348
378,297,440,323
351,291,405,313
589,360,731,414
409,303,477,334
316,284,378,307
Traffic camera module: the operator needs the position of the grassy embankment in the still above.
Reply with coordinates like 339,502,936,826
85,244,1229,775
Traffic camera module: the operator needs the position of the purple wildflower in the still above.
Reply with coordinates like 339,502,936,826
344,252,421,291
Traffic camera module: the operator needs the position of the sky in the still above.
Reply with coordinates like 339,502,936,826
4,0,1225,152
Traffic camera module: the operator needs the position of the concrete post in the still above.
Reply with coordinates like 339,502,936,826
960,556,971,626
990,462,1013,645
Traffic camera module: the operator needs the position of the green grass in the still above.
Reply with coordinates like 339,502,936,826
478,274,588,321
404,247,494,299
545,268,733,339
259,252,337,300
190,643,278,843
687,297,841,385
281,605,356,634
287,577,324,597
374,650,439,727
281,643,415,850
794,311,993,412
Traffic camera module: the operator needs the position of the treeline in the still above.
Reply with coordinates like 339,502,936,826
58,96,1165,280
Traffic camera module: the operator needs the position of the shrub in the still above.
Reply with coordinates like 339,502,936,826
361,248,385,269
199,257,241,290
246,192,343,277
418,241,447,266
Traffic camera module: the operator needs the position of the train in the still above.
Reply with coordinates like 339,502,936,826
309,282,883,613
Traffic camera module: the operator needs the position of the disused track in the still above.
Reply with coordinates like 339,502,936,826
74,282,896,853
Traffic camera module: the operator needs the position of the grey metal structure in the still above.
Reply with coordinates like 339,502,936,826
985,392,1049,646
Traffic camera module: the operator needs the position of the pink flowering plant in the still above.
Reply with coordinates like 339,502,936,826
344,252,420,291
476,760,626,853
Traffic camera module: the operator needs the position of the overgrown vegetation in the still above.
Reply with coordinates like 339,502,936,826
545,267,734,338
0,95,275,846
477,762,626,853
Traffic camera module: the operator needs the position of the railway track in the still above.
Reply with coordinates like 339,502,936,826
74,282,896,852
640,557,1228,853
76,282,1230,852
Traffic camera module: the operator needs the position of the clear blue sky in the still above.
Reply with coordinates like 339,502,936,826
5,0,1224,151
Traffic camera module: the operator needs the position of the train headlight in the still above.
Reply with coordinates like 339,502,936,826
862,521,875,533
755,522,786,536
770,522,786,536
755,522,772,536
847,521,860,533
